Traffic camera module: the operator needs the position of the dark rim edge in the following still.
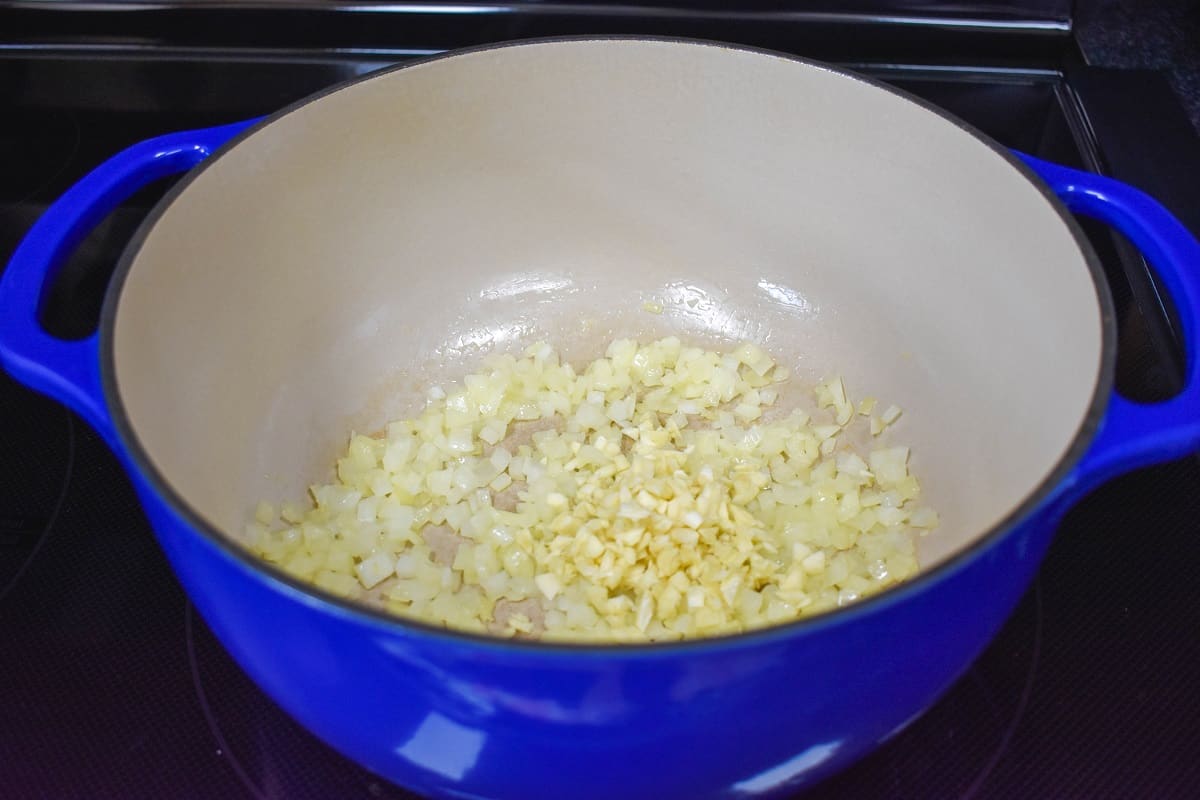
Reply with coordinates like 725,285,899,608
98,34,1115,658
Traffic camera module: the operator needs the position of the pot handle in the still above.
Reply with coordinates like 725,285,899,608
1018,153,1200,498
0,120,255,447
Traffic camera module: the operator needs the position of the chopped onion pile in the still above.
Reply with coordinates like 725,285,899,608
249,338,937,642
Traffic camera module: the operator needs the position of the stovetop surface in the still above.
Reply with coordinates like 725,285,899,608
2,37,1199,800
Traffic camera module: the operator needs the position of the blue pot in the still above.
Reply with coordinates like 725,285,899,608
2,40,1199,799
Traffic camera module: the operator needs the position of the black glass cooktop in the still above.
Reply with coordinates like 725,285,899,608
2,33,1200,800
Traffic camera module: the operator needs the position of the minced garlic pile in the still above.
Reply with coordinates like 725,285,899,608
249,338,937,642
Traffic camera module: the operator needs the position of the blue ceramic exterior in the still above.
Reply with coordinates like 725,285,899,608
3,110,1200,798
137,466,1072,799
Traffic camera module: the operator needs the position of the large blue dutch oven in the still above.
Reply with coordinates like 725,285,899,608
2,38,1199,799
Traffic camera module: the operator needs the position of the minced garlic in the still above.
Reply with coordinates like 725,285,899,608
249,337,937,642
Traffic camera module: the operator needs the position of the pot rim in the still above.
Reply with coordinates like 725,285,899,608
99,35,1115,657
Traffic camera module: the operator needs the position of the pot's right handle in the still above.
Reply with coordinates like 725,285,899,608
0,119,255,448
1019,153,1200,498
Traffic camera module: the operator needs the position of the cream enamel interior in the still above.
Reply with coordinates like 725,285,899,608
111,39,1102,575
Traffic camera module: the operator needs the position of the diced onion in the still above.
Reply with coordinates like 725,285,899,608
251,338,935,642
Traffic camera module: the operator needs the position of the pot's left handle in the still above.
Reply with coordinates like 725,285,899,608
0,119,256,447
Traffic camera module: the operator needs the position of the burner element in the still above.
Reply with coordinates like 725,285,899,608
187,604,419,800
813,586,1043,799
0,406,73,606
